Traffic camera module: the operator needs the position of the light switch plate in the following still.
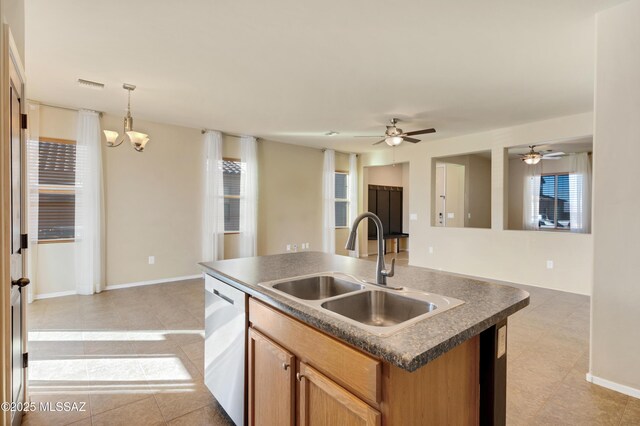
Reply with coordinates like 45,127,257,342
447,212,455,219
546,260,554,269
410,213,418,221
497,326,507,358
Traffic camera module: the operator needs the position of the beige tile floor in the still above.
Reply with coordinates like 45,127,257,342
24,279,232,426
24,268,640,425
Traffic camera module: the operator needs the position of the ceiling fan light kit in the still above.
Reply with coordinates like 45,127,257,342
357,118,436,147
522,152,542,165
520,145,565,165
103,83,150,152
385,136,403,146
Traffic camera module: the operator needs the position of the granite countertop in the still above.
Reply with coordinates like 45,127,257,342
200,251,529,372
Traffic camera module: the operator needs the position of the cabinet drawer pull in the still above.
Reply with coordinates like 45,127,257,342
296,373,305,382
282,362,289,370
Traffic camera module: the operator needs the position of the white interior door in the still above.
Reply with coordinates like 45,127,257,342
435,164,446,226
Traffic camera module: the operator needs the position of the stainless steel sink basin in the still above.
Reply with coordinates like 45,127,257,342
259,272,464,336
321,290,437,327
271,275,364,300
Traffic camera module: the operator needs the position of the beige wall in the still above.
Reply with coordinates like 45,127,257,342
3,0,25,60
34,106,207,295
444,163,465,227
467,155,492,228
591,0,640,393
257,140,323,256
32,106,329,296
101,114,205,285
359,112,594,295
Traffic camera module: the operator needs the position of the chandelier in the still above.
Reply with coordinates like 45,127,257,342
103,84,150,152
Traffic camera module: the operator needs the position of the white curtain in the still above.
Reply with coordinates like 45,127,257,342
348,153,359,257
322,150,336,253
26,102,40,303
74,110,105,295
239,136,258,257
569,153,592,233
202,130,225,262
522,163,542,230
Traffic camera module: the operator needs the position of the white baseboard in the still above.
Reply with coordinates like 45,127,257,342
104,274,203,291
34,290,77,300
33,274,203,300
586,373,640,399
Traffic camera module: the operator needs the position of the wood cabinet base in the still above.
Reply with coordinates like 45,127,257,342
249,299,480,426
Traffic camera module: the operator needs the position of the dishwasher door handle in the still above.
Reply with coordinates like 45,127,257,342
213,289,235,305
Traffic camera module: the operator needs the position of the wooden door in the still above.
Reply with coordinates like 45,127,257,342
367,187,377,239
248,328,295,426
298,362,380,426
375,189,389,234
6,30,29,426
389,189,403,234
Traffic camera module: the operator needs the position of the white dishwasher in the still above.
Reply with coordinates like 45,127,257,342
204,274,247,426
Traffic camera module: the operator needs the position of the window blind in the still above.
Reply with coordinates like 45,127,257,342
32,139,77,240
335,172,349,227
538,173,570,229
39,141,76,185
223,159,242,232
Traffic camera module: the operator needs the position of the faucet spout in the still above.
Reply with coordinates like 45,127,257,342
345,212,395,286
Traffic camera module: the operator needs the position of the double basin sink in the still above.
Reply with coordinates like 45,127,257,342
259,273,464,336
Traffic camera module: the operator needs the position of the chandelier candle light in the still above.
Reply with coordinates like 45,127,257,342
103,83,150,152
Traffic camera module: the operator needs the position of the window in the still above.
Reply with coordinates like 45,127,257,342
37,138,76,241
223,159,243,232
538,173,570,230
335,172,349,228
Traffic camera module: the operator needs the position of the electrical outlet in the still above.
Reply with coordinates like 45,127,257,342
148,256,155,265
286,244,291,252
468,213,471,219
428,247,434,254
546,260,554,269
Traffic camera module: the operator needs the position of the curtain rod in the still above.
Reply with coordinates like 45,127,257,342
201,129,246,139
322,148,359,157
31,100,103,116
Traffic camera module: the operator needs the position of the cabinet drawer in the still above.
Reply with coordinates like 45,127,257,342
249,298,381,406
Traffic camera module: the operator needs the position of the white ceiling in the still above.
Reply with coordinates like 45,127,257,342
25,0,623,153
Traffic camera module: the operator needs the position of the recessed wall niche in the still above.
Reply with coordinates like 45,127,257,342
506,137,592,233
431,151,492,229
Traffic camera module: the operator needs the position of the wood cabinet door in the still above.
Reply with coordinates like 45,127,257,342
298,362,380,426
248,328,295,426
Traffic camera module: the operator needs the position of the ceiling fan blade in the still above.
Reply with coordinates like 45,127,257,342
542,152,566,157
542,157,561,160
403,137,421,143
404,128,436,136
354,135,385,138
373,139,386,145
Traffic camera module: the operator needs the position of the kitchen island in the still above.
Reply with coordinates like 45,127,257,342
201,251,529,425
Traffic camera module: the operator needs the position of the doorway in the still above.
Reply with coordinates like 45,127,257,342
362,163,410,265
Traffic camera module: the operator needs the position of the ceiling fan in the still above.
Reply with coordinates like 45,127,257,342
357,118,436,146
520,145,566,165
